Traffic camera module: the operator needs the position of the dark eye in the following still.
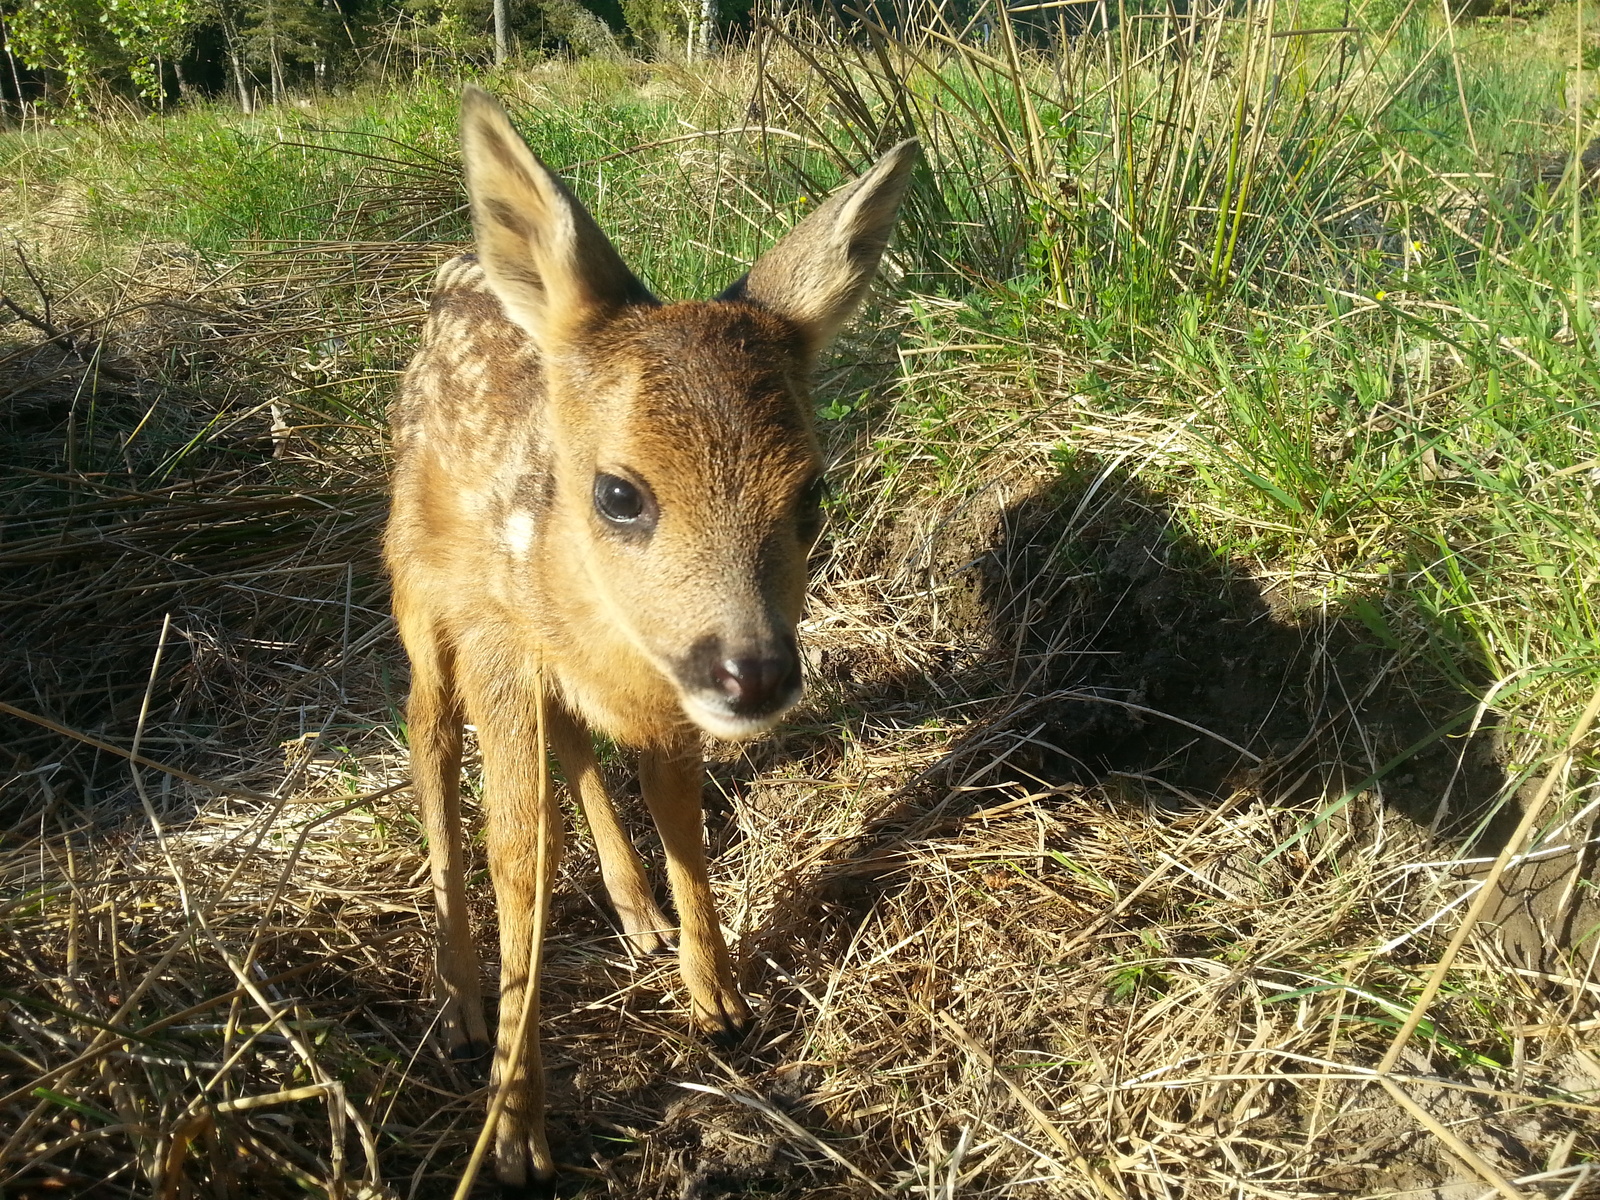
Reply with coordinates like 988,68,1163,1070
594,473,646,524
800,476,827,511
797,475,828,542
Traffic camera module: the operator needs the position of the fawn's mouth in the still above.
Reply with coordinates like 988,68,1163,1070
679,681,803,741
680,701,800,741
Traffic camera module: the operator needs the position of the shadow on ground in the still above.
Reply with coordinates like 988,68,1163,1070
754,455,1513,909
0,290,392,826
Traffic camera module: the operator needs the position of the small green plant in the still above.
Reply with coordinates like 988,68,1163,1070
1106,931,1170,1002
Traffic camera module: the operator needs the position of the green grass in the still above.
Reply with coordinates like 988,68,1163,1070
0,67,692,264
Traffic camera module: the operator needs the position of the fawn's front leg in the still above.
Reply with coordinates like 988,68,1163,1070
468,667,565,1190
639,736,752,1041
397,608,490,1062
545,701,673,955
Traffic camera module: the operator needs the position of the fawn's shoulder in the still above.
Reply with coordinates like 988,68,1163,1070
392,254,545,453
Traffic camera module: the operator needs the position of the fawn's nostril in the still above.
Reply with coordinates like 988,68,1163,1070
711,660,744,699
711,650,797,714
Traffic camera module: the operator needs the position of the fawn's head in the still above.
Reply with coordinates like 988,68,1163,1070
457,88,917,741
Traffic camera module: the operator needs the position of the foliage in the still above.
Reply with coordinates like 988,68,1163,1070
237,0,332,95
1,0,665,113
4,0,200,111
399,0,496,60
618,0,691,53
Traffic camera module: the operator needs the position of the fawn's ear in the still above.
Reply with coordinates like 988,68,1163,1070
459,85,655,343
720,139,919,355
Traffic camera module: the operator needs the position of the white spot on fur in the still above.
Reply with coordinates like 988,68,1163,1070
504,510,535,557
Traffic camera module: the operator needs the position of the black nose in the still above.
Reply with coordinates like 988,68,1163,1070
710,647,799,715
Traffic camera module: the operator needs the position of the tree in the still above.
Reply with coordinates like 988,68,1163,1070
5,0,121,112
103,0,199,104
236,0,329,103
618,0,688,54
3,0,201,112
0,0,657,115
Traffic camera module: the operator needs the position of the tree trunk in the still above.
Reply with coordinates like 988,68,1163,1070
316,0,332,91
230,52,251,111
494,0,509,64
3,14,26,125
221,9,252,113
699,0,716,58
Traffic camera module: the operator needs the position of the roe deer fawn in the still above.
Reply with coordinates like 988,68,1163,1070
385,85,917,1190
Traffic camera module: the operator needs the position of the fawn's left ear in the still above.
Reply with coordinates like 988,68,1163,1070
459,85,656,345
720,139,919,356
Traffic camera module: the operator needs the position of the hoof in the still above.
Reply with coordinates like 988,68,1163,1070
707,1016,753,1049
694,994,754,1048
498,1174,556,1200
449,1039,492,1081
492,1127,557,1198
616,902,677,957
451,1039,492,1062
623,925,676,957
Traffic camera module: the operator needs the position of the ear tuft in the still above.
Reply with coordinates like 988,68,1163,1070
459,85,654,344
720,139,919,355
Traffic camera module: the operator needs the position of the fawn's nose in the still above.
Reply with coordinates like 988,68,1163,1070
709,647,799,716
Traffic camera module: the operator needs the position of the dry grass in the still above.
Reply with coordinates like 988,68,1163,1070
5,635,1600,1197
4,26,1600,1200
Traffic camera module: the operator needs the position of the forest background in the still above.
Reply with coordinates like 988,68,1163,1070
0,0,736,116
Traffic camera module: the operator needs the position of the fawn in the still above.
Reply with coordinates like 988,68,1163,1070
385,85,917,1190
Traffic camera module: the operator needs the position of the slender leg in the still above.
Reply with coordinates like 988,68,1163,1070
396,605,488,1060
545,702,673,955
639,736,752,1040
463,661,564,1188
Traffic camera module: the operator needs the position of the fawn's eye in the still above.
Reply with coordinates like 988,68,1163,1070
594,473,648,525
797,475,828,543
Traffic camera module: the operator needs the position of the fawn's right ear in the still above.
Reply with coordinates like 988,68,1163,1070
459,85,655,344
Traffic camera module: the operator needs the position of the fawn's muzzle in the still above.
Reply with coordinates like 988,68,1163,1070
680,633,803,736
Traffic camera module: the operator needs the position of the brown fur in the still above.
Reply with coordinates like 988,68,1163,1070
384,85,916,1188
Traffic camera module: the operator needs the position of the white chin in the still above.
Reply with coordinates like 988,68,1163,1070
681,696,795,742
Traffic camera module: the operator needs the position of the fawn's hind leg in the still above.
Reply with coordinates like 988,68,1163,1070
461,657,565,1188
639,736,752,1041
397,606,489,1061
545,701,673,955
